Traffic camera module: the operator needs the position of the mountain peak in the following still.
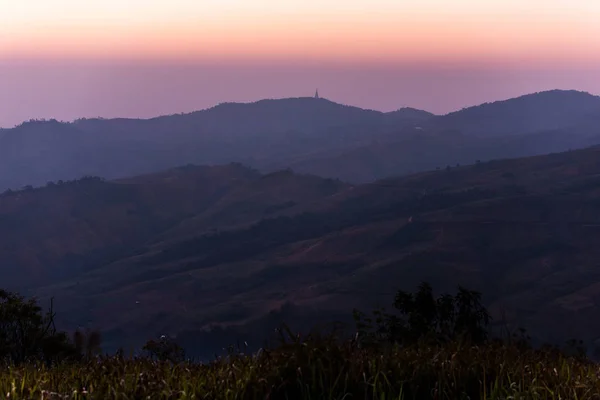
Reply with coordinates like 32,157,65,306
437,88,600,137
449,89,599,115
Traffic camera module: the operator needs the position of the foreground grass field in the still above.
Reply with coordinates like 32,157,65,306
2,336,600,400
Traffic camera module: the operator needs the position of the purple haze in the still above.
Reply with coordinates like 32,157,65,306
1,60,599,128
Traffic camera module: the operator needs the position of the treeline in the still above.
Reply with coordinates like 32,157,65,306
1,176,105,197
13,118,65,128
0,289,99,365
0,288,184,365
0,282,590,367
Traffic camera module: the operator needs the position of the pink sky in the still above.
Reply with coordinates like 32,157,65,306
1,0,600,127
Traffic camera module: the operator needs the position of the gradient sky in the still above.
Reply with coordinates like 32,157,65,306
1,0,600,127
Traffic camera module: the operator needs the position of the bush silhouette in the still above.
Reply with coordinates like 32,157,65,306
73,328,102,361
353,282,490,347
0,290,77,364
143,335,185,363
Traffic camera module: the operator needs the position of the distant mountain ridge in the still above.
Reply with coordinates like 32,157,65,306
0,96,433,191
278,90,600,182
433,90,600,137
73,97,391,138
1,90,600,191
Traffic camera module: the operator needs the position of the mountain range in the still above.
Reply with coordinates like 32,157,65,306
4,88,600,358
2,90,600,191
4,144,600,357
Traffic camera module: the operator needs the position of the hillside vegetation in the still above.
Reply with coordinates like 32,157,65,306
6,144,599,357
0,165,347,289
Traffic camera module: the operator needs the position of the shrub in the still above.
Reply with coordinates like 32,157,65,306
353,282,490,348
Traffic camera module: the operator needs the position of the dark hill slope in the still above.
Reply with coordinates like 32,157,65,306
159,170,349,241
0,164,259,288
0,164,347,289
32,145,600,354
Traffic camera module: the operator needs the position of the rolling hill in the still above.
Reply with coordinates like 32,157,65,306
3,89,600,358
0,98,431,191
285,125,600,183
0,164,347,290
432,89,600,137
17,144,600,358
280,90,600,182
2,90,600,191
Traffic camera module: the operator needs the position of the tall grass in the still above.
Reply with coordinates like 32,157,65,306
2,333,600,399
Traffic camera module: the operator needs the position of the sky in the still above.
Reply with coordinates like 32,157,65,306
1,0,600,127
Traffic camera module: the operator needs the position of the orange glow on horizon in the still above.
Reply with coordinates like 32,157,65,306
1,0,600,66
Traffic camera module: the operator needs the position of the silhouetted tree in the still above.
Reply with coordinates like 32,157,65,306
143,335,185,363
73,328,102,361
0,290,77,364
353,282,490,347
